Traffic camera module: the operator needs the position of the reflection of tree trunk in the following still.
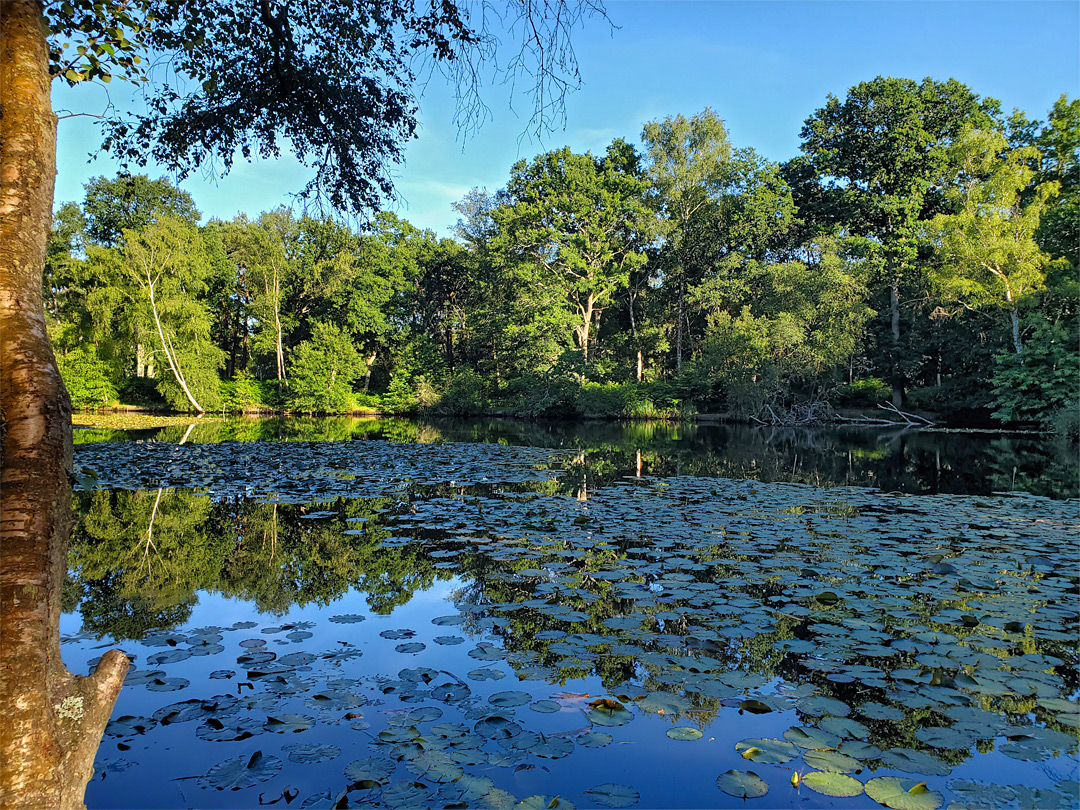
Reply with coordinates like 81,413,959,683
1,3,129,806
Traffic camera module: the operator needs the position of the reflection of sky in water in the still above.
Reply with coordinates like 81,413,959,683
61,434,1080,810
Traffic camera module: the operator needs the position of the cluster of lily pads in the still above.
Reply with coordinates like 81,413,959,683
68,440,1079,809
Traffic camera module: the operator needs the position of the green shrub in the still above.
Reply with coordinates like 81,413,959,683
58,346,116,407
431,370,490,416
351,391,382,411
157,360,223,413
221,371,271,413
1051,401,1080,442
991,319,1079,426
575,382,629,418
506,374,579,418
286,322,363,414
834,376,891,406
380,375,420,415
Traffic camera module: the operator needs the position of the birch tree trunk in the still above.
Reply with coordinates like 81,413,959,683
1,2,129,807
146,270,205,413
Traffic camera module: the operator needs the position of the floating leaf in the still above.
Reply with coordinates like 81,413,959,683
666,727,702,741
406,751,464,783
282,743,340,764
802,771,864,797
382,780,432,808
490,690,531,708
576,732,612,748
263,714,312,734
583,783,640,808
716,769,769,799
783,726,840,750
344,757,394,785
736,738,799,764
201,751,282,791
865,777,943,810
516,796,576,810
802,749,861,774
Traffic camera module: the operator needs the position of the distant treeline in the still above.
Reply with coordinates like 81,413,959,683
47,77,1078,428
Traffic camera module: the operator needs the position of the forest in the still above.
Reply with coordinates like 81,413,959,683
46,79,1078,430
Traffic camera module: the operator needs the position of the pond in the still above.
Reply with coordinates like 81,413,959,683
64,417,1079,809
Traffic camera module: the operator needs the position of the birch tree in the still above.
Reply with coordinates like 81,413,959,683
121,216,225,411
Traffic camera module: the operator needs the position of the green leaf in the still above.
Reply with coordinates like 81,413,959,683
735,738,799,764
583,784,639,808
865,777,944,810
716,770,769,799
200,751,282,790
802,771,864,797
802,749,861,774
666,727,703,741
515,796,575,810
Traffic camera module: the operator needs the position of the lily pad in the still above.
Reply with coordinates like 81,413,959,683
584,783,640,808
282,743,340,764
865,777,944,810
736,738,799,764
716,769,769,799
802,771,864,797
666,727,703,741
201,751,282,791
489,690,531,708
344,757,394,785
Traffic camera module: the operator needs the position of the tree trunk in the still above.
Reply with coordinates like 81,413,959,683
675,272,685,373
147,271,204,413
273,274,287,388
1,3,129,807
889,281,903,407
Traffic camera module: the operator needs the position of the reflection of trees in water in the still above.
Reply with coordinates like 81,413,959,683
68,492,447,639
82,416,1076,497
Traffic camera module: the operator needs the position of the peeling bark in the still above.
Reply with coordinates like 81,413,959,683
1,2,128,807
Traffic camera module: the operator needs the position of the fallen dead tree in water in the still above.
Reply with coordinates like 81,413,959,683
749,399,938,427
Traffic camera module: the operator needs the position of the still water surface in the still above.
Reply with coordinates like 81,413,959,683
65,418,1079,809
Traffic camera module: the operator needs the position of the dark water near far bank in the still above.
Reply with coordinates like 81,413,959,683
74,415,1078,499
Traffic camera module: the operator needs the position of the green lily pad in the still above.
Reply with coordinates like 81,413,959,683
584,783,640,808
406,751,464,783
783,726,840,750
516,796,576,810
802,771,864,797
802,749,861,774
489,690,531,708
666,727,703,741
344,756,394,785
865,777,943,810
735,738,799,764
716,769,769,799
878,748,951,777
263,714,312,733
576,732,612,748
382,780,432,808
201,751,282,790
282,743,340,764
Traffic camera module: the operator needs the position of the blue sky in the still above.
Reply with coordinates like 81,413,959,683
53,1,1079,236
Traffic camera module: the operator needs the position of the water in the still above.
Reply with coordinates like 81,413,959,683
63,417,1079,809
